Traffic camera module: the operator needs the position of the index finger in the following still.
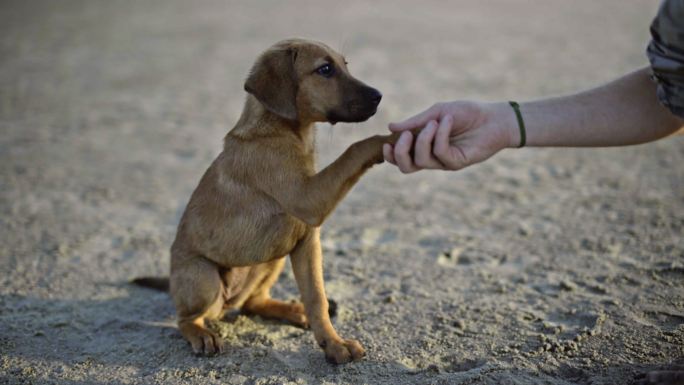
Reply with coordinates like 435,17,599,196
388,104,442,132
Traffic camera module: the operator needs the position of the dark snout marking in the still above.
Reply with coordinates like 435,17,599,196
348,85,382,118
326,79,383,124
366,87,382,106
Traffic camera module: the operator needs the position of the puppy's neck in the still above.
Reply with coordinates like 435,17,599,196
228,95,315,148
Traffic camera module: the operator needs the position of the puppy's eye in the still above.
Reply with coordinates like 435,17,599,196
316,64,335,78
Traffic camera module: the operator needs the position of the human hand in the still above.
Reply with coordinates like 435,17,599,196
383,101,518,173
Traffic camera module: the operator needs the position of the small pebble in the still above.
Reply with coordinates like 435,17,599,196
560,280,577,292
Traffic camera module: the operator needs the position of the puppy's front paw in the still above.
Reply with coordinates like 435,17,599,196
322,338,366,364
188,328,224,356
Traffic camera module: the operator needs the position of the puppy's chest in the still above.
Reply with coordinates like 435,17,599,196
200,178,307,266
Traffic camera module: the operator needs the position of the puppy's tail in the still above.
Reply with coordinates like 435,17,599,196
131,277,169,292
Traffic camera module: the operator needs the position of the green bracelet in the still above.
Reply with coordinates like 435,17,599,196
508,101,526,148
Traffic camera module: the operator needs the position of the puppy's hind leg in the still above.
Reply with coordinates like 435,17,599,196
170,252,225,356
242,258,308,328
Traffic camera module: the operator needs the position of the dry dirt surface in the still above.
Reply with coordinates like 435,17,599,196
1,0,683,384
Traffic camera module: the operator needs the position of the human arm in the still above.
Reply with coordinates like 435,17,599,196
383,67,684,173
514,66,683,147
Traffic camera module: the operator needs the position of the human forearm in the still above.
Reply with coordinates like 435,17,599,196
507,67,684,148
385,67,684,173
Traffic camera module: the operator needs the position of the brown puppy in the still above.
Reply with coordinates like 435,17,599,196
158,39,400,364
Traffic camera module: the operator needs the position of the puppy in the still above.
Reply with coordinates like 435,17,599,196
135,39,402,364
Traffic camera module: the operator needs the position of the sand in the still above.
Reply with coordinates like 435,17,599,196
1,0,682,384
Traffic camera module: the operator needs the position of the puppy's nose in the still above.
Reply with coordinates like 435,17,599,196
368,88,382,106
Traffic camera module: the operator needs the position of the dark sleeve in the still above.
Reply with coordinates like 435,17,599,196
646,0,684,118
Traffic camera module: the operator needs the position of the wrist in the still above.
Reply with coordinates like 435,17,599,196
486,102,521,149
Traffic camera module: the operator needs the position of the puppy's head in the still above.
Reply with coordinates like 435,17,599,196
244,39,382,124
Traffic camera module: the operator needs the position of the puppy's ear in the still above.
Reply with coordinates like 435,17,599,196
244,47,298,121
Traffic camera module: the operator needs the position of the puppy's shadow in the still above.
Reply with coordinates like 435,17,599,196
1,282,343,381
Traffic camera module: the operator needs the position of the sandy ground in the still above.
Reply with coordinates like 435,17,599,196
1,0,683,384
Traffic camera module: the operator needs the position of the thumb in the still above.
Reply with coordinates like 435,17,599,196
388,104,441,132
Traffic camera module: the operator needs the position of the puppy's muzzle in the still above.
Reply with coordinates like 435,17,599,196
340,86,382,123
367,88,382,106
